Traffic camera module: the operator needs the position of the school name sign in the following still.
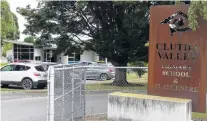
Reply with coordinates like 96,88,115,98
148,5,207,113
157,43,197,61
155,42,199,93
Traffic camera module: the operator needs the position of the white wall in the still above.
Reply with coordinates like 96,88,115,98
95,54,99,62
33,49,100,64
57,53,68,64
34,48,43,62
3,49,12,63
108,92,192,121
34,48,42,56
6,49,13,58
5,46,101,64
80,51,99,62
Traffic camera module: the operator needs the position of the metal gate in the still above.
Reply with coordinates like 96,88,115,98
47,64,86,121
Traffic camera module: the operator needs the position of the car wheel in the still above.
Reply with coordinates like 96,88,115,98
1,84,9,88
37,84,46,89
100,73,108,81
21,78,33,90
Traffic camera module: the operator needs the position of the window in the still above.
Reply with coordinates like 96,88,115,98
1,65,15,71
13,44,34,61
99,56,105,62
43,49,55,62
69,57,75,61
35,56,41,61
14,65,26,71
30,53,34,59
35,66,45,72
75,54,80,61
68,52,80,62
68,53,74,57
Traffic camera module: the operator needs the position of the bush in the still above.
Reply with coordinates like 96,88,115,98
128,61,147,78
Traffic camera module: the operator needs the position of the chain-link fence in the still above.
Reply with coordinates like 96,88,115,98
47,64,86,121
47,65,148,121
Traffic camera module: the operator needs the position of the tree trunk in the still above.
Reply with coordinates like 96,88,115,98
112,63,128,86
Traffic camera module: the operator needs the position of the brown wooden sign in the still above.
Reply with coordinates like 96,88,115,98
148,5,207,113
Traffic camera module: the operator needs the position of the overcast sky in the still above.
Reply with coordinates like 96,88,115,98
8,0,38,41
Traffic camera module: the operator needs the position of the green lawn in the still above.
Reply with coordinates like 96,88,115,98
192,108,207,119
85,73,148,91
86,73,207,92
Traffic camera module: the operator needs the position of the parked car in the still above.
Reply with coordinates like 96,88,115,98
86,63,115,81
34,62,58,71
0,63,47,90
97,62,114,67
77,61,97,65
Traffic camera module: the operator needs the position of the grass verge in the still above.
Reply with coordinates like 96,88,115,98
1,88,47,93
86,73,148,91
85,82,147,91
83,114,107,121
192,108,207,119
83,111,207,121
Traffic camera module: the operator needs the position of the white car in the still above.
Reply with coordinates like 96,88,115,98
0,63,47,90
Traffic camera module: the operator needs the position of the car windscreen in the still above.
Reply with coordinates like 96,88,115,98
35,65,45,72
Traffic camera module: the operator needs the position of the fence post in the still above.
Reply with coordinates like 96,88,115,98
47,66,50,121
47,66,55,121
83,67,86,118
61,66,65,121
72,65,74,121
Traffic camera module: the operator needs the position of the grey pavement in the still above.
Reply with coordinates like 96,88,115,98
1,92,47,100
85,94,108,115
1,96,47,121
86,80,104,84
1,92,109,121
1,92,207,121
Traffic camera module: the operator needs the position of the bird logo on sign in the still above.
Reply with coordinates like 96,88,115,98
160,11,191,36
